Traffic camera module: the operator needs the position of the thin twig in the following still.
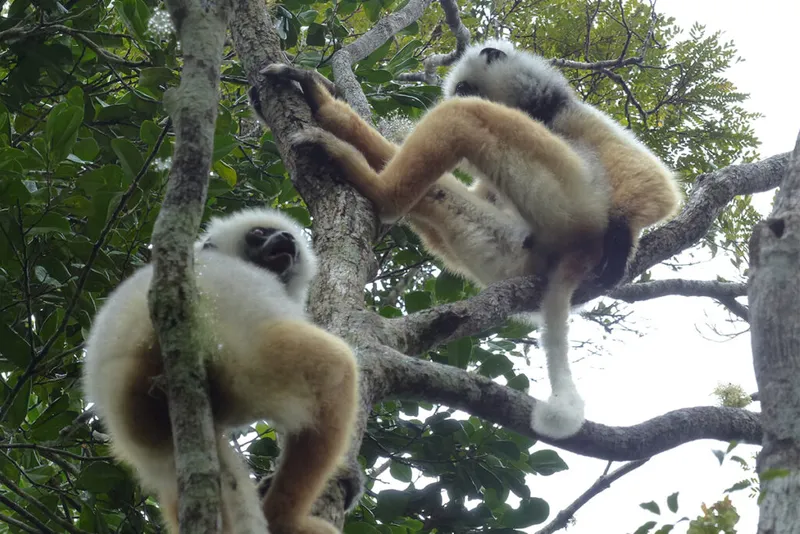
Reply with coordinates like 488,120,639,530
535,459,650,534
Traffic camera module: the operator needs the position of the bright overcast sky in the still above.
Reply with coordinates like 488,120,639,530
523,2,799,533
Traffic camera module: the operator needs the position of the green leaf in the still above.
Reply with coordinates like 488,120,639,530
140,120,162,145
506,374,530,392
633,521,657,534
296,9,318,24
434,271,463,302
475,464,504,494
503,498,549,528
490,440,521,461
111,138,144,179
379,306,403,318
478,353,512,378
344,523,380,534
138,67,177,90
711,449,725,465
66,86,84,107
45,104,83,164
76,462,129,493
0,323,30,368
115,0,151,43
404,291,431,313
94,104,131,122
723,480,751,493
389,461,412,483
5,378,32,429
355,68,393,83
431,419,462,435
374,490,408,521
73,138,100,161
363,0,381,22
445,337,472,369
306,23,327,46
248,437,279,458
213,161,237,188
337,0,359,16
640,501,661,515
387,39,423,75
528,450,568,476
26,212,71,235
667,492,679,513
0,177,32,206
213,133,238,162
283,207,311,228
359,39,392,69
25,465,58,484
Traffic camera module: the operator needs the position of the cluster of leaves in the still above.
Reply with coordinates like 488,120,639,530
633,492,741,534
0,0,761,532
345,408,568,533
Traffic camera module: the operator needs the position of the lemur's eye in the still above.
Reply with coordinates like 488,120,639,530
245,227,278,247
454,81,478,97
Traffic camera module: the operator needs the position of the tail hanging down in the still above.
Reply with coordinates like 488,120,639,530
530,263,585,439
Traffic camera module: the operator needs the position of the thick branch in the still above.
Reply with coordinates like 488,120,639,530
229,1,383,526
374,349,762,459
629,152,790,277
229,0,376,314
534,459,650,534
396,0,470,85
330,0,434,118
609,279,747,303
749,131,800,534
384,153,790,356
147,0,231,532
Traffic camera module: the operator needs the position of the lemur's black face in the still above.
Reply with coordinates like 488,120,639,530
454,81,479,97
243,226,300,277
453,47,508,98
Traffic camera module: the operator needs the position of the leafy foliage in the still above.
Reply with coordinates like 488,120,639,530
0,0,759,531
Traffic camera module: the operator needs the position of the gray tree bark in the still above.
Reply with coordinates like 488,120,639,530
147,0,232,532
750,131,800,534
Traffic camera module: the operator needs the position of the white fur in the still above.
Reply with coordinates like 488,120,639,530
443,40,594,439
198,207,317,305
443,39,571,112
529,265,586,439
83,208,318,534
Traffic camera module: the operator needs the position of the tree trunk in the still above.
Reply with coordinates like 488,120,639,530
750,130,800,534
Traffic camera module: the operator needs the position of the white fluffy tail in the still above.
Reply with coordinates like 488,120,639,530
530,265,585,439
218,440,271,534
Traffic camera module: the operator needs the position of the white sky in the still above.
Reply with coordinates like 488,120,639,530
522,2,799,532
368,3,799,533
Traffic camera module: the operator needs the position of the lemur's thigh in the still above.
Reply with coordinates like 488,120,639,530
232,320,358,534
213,319,357,434
378,99,591,213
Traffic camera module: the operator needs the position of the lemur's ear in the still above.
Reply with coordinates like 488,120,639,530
479,47,507,65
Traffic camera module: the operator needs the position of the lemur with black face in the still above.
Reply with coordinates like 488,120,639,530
254,39,680,439
83,208,360,534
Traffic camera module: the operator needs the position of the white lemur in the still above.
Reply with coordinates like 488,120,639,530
255,40,680,439
82,208,359,534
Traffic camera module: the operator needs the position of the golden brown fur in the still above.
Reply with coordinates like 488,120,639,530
83,208,359,534
258,42,680,439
